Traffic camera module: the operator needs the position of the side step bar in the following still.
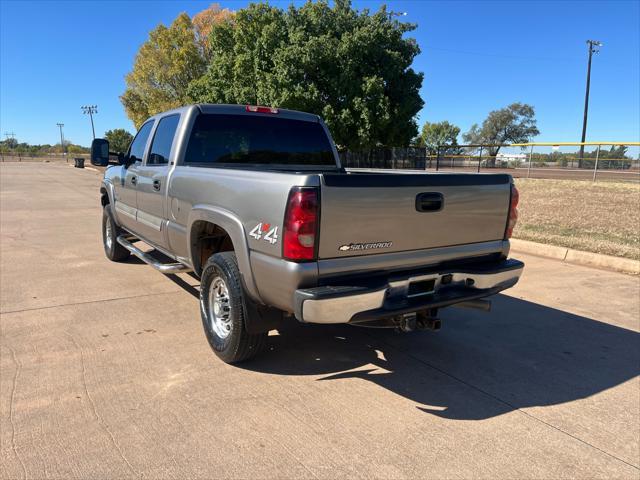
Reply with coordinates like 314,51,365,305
116,235,192,274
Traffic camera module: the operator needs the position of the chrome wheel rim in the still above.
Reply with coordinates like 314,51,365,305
208,276,231,339
105,221,113,250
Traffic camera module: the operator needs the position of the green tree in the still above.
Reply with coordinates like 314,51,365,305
67,143,89,154
104,128,134,153
192,3,236,61
4,138,18,149
121,13,206,128
416,121,460,153
463,103,540,164
188,0,424,149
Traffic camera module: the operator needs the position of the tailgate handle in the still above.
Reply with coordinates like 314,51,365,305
416,192,443,212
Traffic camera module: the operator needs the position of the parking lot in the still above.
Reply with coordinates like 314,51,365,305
1,162,639,479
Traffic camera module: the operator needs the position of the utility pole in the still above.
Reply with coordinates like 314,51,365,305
81,105,98,139
56,123,65,158
579,40,603,165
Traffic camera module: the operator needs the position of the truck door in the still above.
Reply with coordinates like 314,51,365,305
135,114,180,249
114,120,154,233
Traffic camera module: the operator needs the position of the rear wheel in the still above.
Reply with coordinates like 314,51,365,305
200,252,267,363
102,205,130,262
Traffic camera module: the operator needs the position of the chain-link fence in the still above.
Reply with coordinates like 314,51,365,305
340,142,640,183
0,151,90,163
3,143,638,183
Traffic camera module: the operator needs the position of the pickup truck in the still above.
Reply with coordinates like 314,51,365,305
91,104,524,363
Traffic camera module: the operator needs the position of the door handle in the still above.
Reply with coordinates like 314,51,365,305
416,192,444,212
131,176,137,185
153,180,161,191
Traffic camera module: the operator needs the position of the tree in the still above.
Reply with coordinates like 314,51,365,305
192,3,235,60
188,0,424,149
104,129,134,153
416,121,460,153
121,13,206,128
67,143,88,154
463,103,540,164
3,137,18,149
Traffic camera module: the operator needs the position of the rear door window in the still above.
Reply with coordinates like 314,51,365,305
147,114,180,166
128,121,154,163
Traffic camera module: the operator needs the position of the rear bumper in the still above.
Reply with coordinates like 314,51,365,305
293,258,524,324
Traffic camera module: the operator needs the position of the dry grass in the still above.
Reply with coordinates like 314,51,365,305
513,178,640,260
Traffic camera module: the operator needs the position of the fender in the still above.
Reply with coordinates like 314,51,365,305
100,180,120,225
187,205,262,304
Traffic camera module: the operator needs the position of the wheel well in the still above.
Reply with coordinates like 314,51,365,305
190,221,234,276
100,187,109,206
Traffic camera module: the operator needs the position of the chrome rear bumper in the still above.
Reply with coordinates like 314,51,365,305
294,258,524,324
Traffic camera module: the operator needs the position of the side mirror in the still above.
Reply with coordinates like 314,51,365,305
90,138,110,166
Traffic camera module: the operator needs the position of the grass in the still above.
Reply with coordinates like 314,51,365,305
513,178,640,261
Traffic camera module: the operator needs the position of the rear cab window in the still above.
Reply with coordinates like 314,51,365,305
147,114,180,166
183,114,337,170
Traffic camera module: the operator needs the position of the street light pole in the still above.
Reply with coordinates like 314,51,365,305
81,105,98,139
56,123,65,159
579,40,602,165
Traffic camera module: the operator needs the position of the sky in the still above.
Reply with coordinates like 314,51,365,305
1,0,639,149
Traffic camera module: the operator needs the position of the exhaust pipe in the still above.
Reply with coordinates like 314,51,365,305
453,299,492,312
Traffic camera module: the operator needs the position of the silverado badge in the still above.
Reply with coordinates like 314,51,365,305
339,241,393,252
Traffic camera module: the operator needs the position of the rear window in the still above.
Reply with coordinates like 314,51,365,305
184,114,335,168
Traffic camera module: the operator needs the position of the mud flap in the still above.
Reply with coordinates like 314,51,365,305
241,284,284,334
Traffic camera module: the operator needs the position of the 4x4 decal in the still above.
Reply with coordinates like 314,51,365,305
250,222,279,245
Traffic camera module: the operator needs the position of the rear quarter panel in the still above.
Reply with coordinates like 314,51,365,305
166,166,320,304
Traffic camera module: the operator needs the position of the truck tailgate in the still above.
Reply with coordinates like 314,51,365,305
318,172,512,259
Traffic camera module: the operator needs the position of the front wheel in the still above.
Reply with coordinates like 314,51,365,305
102,205,130,262
200,252,267,363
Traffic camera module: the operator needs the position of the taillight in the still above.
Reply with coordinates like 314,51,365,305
245,105,279,114
505,184,519,239
283,187,319,261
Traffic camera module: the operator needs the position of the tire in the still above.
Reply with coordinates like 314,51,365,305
102,204,130,262
200,252,267,363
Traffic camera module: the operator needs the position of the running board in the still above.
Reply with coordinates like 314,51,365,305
116,235,192,274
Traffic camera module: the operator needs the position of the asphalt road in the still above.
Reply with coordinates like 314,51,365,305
1,162,639,479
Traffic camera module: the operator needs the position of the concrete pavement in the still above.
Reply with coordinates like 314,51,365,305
1,162,639,479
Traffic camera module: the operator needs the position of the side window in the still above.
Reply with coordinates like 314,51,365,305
128,121,154,163
148,114,180,165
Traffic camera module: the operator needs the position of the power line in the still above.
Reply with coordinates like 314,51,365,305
425,45,576,63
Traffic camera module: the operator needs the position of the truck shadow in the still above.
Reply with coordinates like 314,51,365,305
238,294,640,420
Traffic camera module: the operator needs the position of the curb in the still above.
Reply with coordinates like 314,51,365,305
510,239,640,275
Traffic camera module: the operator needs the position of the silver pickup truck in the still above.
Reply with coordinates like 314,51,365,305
91,104,524,363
